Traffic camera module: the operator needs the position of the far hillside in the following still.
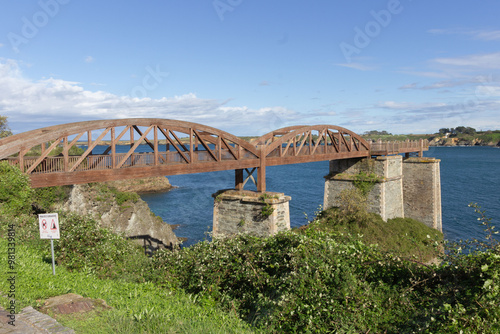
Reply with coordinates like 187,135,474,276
362,127,500,147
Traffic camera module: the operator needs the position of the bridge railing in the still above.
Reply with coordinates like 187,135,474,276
4,140,429,174
368,139,428,155
4,149,259,174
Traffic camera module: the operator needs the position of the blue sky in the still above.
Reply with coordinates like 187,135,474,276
1,0,500,136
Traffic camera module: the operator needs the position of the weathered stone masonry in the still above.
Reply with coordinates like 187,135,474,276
402,157,442,231
324,156,442,231
212,189,291,238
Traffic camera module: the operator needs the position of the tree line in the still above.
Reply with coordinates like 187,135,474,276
438,126,477,136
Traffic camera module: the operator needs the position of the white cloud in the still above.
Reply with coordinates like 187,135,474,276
476,85,500,97
376,101,414,109
84,56,94,63
375,101,449,110
433,52,500,70
0,59,300,135
398,70,450,79
399,79,481,91
336,62,376,71
428,28,500,41
370,99,500,132
399,83,418,90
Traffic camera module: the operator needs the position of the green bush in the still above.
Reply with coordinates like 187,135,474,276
150,231,410,332
149,204,499,333
91,183,140,206
335,187,370,224
479,131,500,143
309,207,443,262
32,186,71,213
24,142,85,157
353,171,381,196
0,161,33,216
48,212,149,280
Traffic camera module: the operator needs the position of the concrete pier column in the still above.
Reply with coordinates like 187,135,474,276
403,157,442,231
212,190,291,238
323,156,404,221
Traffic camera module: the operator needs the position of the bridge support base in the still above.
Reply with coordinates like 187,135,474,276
212,190,291,238
402,157,442,231
324,156,404,221
323,156,442,231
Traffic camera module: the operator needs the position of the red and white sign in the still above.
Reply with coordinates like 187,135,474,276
39,213,60,239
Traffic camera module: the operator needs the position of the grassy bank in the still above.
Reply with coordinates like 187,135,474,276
0,239,253,333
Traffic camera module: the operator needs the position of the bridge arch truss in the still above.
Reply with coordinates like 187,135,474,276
254,125,371,166
0,119,261,188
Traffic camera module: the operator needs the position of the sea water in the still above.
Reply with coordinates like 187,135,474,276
133,146,500,246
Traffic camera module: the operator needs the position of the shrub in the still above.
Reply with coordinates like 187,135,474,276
309,208,443,263
0,161,33,216
91,183,140,206
353,171,381,196
150,214,500,333
44,212,149,281
336,187,370,224
150,230,414,332
32,186,71,213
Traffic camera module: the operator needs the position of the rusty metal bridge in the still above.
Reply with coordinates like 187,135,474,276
0,119,428,190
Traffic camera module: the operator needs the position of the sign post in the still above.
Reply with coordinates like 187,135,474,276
38,213,60,275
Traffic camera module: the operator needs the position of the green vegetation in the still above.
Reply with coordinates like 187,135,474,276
363,133,430,142
32,186,71,213
364,130,393,136
0,162,252,333
362,126,500,146
84,183,140,207
259,193,275,218
107,185,140,206
434,129,500,145
0,115,12,138
1,160,500,332
477,130,500,143
0,239,253,333
0,161,34,215
439,126,477,136
352,171,381,196
24,142,85,157
308,206,443,262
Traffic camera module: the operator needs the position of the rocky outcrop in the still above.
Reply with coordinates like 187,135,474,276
61,183,179,251
105,176,174,193
429,136,500,147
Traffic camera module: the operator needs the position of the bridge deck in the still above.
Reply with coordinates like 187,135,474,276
0,119,428,189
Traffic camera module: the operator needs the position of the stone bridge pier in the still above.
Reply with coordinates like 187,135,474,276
324,156,442,231
212,189,291,238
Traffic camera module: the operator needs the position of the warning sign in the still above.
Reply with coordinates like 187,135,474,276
39,213,60,239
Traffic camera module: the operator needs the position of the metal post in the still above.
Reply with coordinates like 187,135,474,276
50,237,56,275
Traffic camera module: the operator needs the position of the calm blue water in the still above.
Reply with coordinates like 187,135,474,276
427,146,500,242
110,146,500,246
